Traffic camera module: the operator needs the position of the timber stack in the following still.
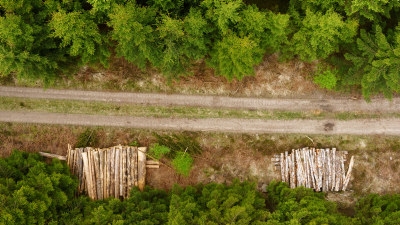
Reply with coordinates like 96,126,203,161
66,144,159,200
271,147,355,192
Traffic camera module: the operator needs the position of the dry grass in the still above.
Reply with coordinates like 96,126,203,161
1,54,336,98
1,122,400,195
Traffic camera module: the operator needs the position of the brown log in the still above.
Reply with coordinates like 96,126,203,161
146,165,160,169
146,160,160,165
133,147,138,187
81,152,93,199
289,151,295,189
39,152,67,161
127,147,130,197
93,150,102,200
78,148,85,193
103,149,108,199
107,148,112,198
342,156,355,191
334,152,341,191
284,151,289,183
88,148,97,200
138,147,147,191
120,148,127,198
308,149,317,190
280,152,285,182
110,147,115,197
332,148,336,191
115,147,120,198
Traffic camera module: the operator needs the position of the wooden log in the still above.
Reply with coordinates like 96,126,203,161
107,148,112,198
110,147,115,197
67,144,71,165
334,152,341,192
341,152,346,187
119,146,123,197
126,147,132,197
295,150,301,187
146,165,160,169
300,149,307,188
317,149,323,191
304,149,313,188
115,147,120,198
146,160,160,165
93,150,102,200
69,149,75,175
121,147,126,198
289,151,295,189
280,152,285,182
133,147,138,187
309,149,317,190
342,156,355,191
322,149,327,192
82,152,93,199
78,148,87,193
300,150,305,186
103,149,108,199
284,151,289,183
138,147,147,191
331,148,336,191
327,148,331,191
89,148,97,199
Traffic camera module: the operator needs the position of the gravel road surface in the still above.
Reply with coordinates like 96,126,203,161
1,111,400,135
1,86,399,112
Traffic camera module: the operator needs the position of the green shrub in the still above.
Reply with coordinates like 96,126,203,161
171,152,193,177
150,143,171,160
153,132,201,156
313,68,338,90
76,128,99,148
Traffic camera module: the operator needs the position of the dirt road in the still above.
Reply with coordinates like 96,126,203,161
1,86,400,135
1,86,400,112
1,111,400,135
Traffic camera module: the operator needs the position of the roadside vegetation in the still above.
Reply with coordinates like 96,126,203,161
1,150,400,224
0,0,399,99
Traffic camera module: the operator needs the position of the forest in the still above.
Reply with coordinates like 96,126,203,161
0,0,399,99
1,150,400,225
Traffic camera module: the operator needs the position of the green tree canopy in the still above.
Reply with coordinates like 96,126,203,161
290,9,358,61
49,10,110,67
344,25,400,100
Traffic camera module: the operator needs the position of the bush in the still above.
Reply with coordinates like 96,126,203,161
76,128,99,148
153,132,201,156
171,152,193,177
313,67,338,90
149,143,171,160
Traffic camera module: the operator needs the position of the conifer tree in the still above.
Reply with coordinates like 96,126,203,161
345,25,400,100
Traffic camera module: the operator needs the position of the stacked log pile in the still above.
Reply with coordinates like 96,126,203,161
66,145,158,200
271,147,354,192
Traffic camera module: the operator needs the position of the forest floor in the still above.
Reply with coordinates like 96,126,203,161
1,54,400,211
